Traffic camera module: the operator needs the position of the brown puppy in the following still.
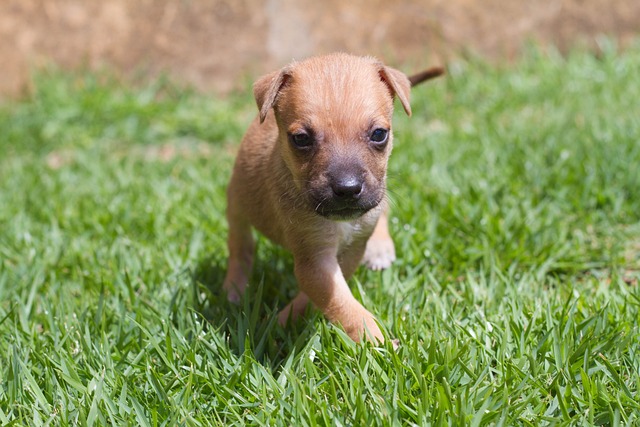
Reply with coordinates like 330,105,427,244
223,53,443,343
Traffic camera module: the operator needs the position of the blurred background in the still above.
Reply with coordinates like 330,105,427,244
2,0,639,97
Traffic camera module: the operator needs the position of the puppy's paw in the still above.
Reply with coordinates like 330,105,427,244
362,237,396,270
337,305,386,344
225,289,241,304
222,275,247,304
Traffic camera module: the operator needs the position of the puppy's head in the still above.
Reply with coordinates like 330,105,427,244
254,53,411,220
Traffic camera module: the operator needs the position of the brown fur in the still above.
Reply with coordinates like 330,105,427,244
223,53,442,343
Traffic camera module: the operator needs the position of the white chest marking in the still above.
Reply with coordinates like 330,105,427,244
336,221,362,249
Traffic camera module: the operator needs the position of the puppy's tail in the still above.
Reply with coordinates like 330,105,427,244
409,66,445,87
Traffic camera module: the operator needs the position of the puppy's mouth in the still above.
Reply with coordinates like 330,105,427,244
317,205,372,220
312,196,381,220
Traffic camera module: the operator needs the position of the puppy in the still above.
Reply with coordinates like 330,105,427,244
223,53,443,343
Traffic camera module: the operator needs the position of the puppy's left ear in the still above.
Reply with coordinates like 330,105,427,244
253,67,292,123
379,66,412,116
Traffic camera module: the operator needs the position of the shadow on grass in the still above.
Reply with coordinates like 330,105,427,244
188,250,319,368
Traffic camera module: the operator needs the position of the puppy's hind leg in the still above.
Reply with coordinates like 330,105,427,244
223,207,255,303
278,291,310,325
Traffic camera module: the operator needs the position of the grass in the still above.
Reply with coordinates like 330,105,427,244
1,42,639,425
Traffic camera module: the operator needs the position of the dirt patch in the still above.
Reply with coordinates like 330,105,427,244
1,0,638,98
45,139,222,170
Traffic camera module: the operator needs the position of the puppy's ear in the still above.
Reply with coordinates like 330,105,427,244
253,67,292,123
379,66,412,116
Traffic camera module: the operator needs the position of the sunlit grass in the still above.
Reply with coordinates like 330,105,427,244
1,43,639,425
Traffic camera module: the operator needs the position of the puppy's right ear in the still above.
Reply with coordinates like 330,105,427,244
253,67,292,123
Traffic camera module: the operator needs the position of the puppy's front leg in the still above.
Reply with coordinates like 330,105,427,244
223,214,255,303
294,251,384,343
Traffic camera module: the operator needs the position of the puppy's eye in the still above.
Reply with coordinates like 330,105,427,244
290,132,314,149
370,128,389,147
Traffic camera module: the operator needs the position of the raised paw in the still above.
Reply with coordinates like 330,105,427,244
362,236,396,270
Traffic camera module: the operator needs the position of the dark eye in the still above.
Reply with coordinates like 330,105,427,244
370,128,389,146
290,132,314,149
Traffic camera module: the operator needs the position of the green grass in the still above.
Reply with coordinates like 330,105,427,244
1,42,639,426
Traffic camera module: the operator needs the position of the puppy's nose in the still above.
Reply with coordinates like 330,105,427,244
331,175,363,199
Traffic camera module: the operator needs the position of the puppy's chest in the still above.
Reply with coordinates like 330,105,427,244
336,221,368,250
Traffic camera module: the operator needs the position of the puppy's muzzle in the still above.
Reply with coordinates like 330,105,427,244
313,168,381,220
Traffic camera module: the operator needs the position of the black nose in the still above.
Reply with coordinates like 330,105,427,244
331,175,363,199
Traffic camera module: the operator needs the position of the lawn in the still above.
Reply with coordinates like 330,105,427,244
1,43,639,426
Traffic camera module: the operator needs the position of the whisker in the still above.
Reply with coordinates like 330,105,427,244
385,187,406,201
